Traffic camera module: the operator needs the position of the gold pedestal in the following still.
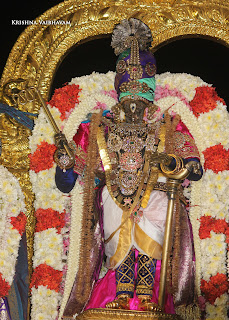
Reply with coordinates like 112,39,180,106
63,308,181,320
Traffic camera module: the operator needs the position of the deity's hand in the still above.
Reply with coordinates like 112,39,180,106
53,132,75,171
54,132,68,148
185,160,202,175
54,132,74,158
149,152,173,167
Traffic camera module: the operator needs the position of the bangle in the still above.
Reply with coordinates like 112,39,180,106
160,154,183,175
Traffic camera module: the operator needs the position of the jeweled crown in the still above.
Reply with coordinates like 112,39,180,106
111,18,157,102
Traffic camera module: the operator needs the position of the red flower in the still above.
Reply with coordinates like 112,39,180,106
30,263,63,292
199,216,228,239
0,273,11,298
201,273,229,304
10,212,27,235
29,141,57,173
35,208,65,234
190,86,225,117
199,216,213,239
213,219,229,234
203,144,229,173
48,84,81,120
225,228,229,248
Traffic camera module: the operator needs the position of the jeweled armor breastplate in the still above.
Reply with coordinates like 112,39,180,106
105,120,160,205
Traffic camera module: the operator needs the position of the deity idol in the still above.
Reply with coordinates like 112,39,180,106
54,18,202,317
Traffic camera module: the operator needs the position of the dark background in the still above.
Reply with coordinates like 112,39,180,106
1,1,229,105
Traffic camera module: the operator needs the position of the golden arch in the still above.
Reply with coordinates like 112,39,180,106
1,0,229,101
0,0,229,296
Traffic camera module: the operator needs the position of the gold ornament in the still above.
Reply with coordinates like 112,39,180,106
0,1,229,319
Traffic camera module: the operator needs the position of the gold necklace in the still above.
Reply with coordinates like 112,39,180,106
97,124,150,212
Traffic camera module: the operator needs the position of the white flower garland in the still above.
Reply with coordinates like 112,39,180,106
198,101,229,150
29,106,69,320
29,71,229,319
0,165,26,288
155,72,209,101
155,73,229,318
63,93,116,141
58,182,83,320
29,72,117,320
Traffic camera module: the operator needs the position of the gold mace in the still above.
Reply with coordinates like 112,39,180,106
13,86,73,159
158,166,190,311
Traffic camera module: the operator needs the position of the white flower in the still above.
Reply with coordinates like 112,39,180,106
0,166,26,286
33,229,63,270
200,233,226,281
205,299,228,319
156,72,208,101
198,104,229,150
31,286,60,320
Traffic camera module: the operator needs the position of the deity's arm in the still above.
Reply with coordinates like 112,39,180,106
55,122,90,193
182,157,203,181
55,166,78,193
167,118,203,181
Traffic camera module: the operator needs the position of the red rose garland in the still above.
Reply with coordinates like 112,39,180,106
35,208,66,234
200,273,229,305
189,85,229,314
203,144,229,173
10,212,27,236
0,274,11,297
190,86,225,117
0,166,27,299
199,216,229,240
30,263,63,292
49,84,81,120
29,141,57,173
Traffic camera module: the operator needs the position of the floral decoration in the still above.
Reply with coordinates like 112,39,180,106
10,211,27,235
49,84,81,120
203,144,229,173
35,208,66,234
190,86,225,117
29,71,229,320
199,216,228,240
0,274,11,298
29,72,117,320
200,273,229,305
0,165,27,298
30,263,63,292
29,141,57,173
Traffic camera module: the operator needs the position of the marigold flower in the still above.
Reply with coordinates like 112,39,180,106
48,84,81,120
199,216,228,240
10,212,27,235
29,141,57,173
0,273,11,297
203,144,229,173
30,263,63,292
35,208,65,234
201,273,229,304
190,86,225,117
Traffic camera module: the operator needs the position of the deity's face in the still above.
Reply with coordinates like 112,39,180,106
120,98,148,123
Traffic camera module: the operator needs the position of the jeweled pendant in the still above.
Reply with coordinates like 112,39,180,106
59,154,70,167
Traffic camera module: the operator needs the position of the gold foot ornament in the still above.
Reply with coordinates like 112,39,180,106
106,294,131,310
139,297,162,312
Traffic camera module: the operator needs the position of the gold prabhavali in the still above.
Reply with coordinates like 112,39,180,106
0,0,229,309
